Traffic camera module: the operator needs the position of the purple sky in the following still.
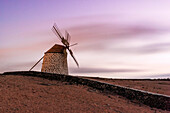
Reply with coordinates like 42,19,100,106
1,0,170,78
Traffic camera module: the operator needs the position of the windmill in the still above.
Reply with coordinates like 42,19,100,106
29,23,79,75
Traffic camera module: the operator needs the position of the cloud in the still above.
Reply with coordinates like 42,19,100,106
68,23,169,43
64,22,170,55
74,41,170,55
137,43,170,54
0,39,56,58
0,61,42,73
69,67,142,74
143,73,170,79
113,42,170,54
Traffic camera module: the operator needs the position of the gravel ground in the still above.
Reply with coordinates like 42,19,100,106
0,75,168,113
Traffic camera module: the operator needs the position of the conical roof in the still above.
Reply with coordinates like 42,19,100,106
45,44,66,54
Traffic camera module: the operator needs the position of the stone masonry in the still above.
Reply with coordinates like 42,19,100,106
41,44,68,75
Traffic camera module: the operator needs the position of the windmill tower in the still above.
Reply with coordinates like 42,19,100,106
29,23,79,75
41,44,68,74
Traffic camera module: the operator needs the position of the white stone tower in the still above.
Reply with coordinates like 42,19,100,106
41,44,68,75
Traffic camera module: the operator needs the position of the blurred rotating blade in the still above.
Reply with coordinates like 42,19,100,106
65,30,71,43
52,28,61,41
52,23,64,40
68,48,79,67
69,43,78,47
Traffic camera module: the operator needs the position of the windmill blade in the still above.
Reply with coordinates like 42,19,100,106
69,43,78,47
29,56,44,71
65,30,69,42
52,28,62,41
65,30,71,43
68,49,79,67
52,23,64,40
53,23,63,38
52,26,63,40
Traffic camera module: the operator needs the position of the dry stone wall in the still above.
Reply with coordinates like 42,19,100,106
41,53,68,75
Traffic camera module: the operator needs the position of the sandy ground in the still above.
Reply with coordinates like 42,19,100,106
85,78,170,96
0,75,168,113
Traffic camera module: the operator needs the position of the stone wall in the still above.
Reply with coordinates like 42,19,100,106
41,53,68,75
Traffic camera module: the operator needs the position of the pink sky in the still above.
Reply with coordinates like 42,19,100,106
1,0,170,78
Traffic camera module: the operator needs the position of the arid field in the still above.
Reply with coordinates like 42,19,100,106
85,77,170,96
0,75,169,113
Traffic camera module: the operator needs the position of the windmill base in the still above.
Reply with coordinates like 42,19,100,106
41,53,68,75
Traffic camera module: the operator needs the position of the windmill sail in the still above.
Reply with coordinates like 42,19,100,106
53,23,63,38
52,24,79,67
52,26,63,40
65,30,71,43
68,49,79,67
69,43,78,47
